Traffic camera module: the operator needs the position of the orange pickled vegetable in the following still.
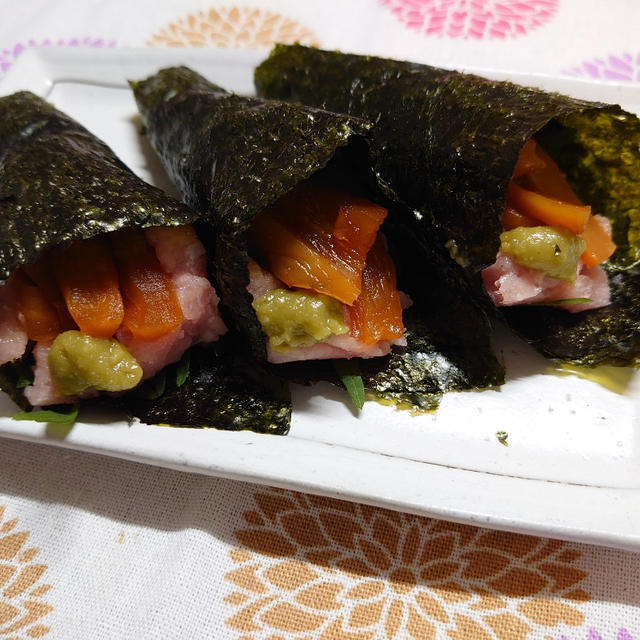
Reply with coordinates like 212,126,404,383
512,139,547,178
333,196,387,252
580,214,616,267
347,236,404,345
53,237,124,338
251,182,387,305
13,270,61,342
501,205,540,231
521,142,583,205
110,229,183,340
23,254,76,331
506,182,591,234
251,213,362,304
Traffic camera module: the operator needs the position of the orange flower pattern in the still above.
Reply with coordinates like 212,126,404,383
224,489,590,639
147,7,320,49
0,506,53,638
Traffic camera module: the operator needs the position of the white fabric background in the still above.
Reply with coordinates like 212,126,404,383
0,1,639,638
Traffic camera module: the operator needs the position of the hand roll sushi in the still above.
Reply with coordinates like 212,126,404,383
481,138,614,313
0,91,290,433
132,67,504,410
255,44,640,366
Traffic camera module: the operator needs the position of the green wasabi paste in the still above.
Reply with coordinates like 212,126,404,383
49,331,143,396
500,226,586,281
252,289,348,351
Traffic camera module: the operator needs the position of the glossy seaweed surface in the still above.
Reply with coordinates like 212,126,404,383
121,343,291,434
255,45,602,270
0,91,197,284
132,66,504,409
361,217,504,408
255,44,640,366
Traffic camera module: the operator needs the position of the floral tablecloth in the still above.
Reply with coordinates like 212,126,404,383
0,1,639,638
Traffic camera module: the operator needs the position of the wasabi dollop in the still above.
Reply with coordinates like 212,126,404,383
49,330,143,396
500,226,586,281
252,289,348,351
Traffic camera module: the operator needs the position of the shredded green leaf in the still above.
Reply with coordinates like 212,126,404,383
142,375,166,400
495,430,509,446
13,406,79,424
333,360,365,410
530,297,592,306
175,350,191,388
15,374,32,389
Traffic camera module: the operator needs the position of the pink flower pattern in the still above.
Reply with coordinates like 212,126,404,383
380,0,558,39
0,37,115,78
565,53,640,82
560,629,634,640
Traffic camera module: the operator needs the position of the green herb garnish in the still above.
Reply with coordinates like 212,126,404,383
495,430,509,446
15,374,32,389
175,350,191,388
13,405,79,424
531,297,592,307
141,374,166,400
333,360,365,410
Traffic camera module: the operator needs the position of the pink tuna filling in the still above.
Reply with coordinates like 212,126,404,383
116,226,227,379
247,260,408,364
4,225,226,407
482,250,611,313
0,275,28,366
23,342,99,407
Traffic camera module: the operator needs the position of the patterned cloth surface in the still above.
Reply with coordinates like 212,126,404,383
0,0,639,638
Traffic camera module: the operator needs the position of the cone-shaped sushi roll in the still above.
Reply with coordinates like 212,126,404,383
0,91,290,433
132,67,504,410
255,44,640,367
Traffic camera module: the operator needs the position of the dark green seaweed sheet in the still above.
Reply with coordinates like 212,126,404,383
503,265,640,367
366,220,505,407
255,44,640,366
0,91,291,432
119,342,291,434
254,45,598,270
0,91,197,284
132,67,504,408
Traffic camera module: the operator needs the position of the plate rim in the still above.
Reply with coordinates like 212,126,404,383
1,45,639,551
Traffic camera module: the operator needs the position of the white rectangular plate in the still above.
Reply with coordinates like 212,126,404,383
1,47,639,550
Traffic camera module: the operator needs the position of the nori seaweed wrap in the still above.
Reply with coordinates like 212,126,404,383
0,91,290,434
255,44,640,366
132,67,504,410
